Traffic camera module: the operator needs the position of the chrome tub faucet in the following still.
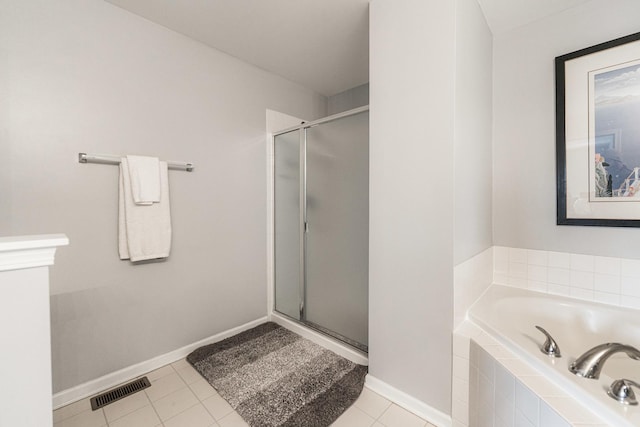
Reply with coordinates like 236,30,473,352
535,326,561,357
569,343,640,379
608,379,640,405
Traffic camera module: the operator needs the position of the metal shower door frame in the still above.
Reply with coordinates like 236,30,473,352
272,105,369,352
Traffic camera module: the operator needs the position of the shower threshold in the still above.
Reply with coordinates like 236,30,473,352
274,311,368,354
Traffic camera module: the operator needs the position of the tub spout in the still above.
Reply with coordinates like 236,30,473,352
569,343,640,379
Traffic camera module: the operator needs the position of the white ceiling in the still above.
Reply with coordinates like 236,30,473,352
105,0,369,96
105,0,591,97
477,0,592,35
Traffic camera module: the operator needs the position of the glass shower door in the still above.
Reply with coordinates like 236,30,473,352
304,111,369,350
273,130,302,320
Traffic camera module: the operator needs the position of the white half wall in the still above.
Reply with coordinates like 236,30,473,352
0,0,326,393
493,0,640,258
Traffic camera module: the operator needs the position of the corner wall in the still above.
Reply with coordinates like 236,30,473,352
493,0,640,258
369,0,493,419
0,0,326,393
454,0,493,265
327,83,369,115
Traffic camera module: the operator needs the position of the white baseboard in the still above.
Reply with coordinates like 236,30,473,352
269,312,368,366
365,374,452,427
52,316,268,410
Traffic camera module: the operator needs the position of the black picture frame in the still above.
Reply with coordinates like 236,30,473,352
556,31,640,227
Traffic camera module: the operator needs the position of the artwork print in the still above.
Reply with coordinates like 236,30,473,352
556,31,640,226
591,60,640,200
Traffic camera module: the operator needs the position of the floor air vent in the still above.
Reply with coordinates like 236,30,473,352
90,377,151,410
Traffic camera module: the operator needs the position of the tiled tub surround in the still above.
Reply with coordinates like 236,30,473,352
468,338,607,427
494,246,640,310
454,247,494,328
470,285,640,426
456,246,640,317
452,246,640,426
454,323,607,427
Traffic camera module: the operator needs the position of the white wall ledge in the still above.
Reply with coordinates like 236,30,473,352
0,234,69,272
0,233,68,426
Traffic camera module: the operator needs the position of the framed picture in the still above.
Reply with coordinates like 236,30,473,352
556,31,640,226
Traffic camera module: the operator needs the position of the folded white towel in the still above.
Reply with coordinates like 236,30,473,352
126,155,161,205
119,158,172,262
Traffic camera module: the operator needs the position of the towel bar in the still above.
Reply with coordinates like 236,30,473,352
78,153,194,172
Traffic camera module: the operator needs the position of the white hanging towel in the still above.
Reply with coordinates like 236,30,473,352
126,155,161,205
119,158,172,262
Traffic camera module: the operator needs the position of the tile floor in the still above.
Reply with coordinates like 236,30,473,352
53,358,437,427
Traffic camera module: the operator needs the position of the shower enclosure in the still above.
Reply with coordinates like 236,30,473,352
273,106,369,352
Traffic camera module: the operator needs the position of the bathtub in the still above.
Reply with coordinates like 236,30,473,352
468,285,640,426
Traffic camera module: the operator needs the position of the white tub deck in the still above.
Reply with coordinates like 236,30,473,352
467,285,640,426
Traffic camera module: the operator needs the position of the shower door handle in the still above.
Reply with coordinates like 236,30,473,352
304,222,309,233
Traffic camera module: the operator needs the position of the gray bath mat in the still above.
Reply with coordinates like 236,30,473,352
187,322,367,427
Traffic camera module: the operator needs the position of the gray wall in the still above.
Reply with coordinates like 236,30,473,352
454,0,493,264
327,83,369,115
493,0,640,258
0,0,326,392
369,0,455,415
369,0,492,416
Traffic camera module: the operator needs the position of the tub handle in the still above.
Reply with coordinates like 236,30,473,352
535,326,562,357
608,379,640,405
